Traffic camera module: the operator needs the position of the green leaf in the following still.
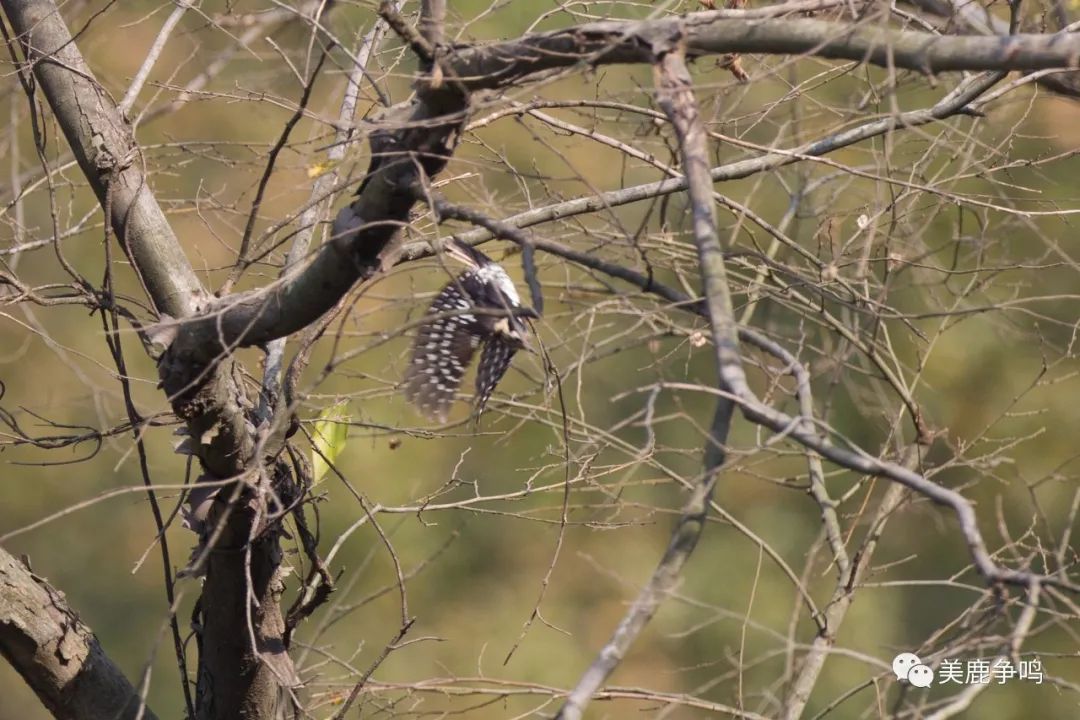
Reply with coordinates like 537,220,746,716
311,404,349,486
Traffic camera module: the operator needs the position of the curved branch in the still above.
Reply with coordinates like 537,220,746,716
0,547,159,720
558,44,737,720
147,12,1080,358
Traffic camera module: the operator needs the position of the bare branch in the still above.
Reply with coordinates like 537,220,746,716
257,12,396,424
447,13,1080,89
1,0,206,319
119,0,194,115
410,70,1009,260
142,11,1080,359
0,547,160,720
557,43,737,720
914,0,1080,96
781,473,911,717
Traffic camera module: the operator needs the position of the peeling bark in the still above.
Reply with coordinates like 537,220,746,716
3,2,1079,718
0,547,159,720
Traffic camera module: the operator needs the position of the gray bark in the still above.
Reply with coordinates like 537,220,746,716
0,0,206,319
138,12,1080,361
0,547,159,720
3,1,1080,718
450,14,1080,88
0,0,466,717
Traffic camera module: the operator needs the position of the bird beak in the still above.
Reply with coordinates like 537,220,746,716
441,238,478,269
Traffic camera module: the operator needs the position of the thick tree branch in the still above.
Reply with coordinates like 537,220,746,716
1,0,206,319
0,546,160,720
907,0,1080,96
419,0,446,47
422,69,1005,257
161,95,468,369
158,6,465,720
145,11,1080,361
0,3,311,718
448,13,1080,89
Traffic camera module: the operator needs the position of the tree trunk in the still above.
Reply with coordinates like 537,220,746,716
0,547,159,720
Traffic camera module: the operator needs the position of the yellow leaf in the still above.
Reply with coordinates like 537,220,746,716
306,160,334,179
311,404,349,486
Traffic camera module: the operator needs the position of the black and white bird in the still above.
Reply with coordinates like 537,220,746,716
404,239,537,422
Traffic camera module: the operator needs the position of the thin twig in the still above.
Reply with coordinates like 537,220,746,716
557,42,736,720
257,12,396,423
222,49,329,294
330,619,416,719
120,1,195,115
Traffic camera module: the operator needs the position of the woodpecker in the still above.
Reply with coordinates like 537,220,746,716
404,239,537,422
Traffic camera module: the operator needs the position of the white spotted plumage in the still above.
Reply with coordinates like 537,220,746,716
475,263,521,307
403,242,536,422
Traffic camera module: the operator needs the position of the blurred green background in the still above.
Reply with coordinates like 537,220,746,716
2,1,1079,718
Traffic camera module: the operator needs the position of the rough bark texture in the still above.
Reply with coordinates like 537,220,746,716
448,14,1080,89
0,0,205,319
193,500,293,720
0,2,282,717
907,0,1080,97
116,12,1080,360
3,2,1079,719
1,1,466,717
0,547,159,720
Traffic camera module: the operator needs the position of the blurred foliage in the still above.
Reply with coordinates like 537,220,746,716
2,1,1079,719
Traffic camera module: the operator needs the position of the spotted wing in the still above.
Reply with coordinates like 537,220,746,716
474,337,516,417
404,283,481,422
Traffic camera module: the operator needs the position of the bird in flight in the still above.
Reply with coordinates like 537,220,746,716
404,239,537,422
